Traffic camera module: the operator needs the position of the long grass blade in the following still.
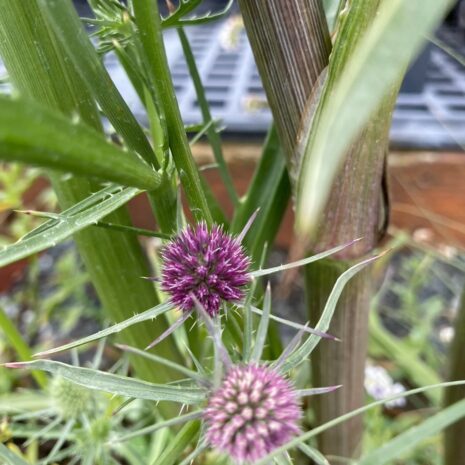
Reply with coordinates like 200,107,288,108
0,186,141,268
255,380,465,464
250,239,361,278
250,283,272,362
34,301,173,357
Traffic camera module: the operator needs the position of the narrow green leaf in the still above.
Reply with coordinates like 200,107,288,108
178,27,238,206
164,0,234,28
0,307,47,389
39,0,157,166
0,444,30,465
231,125,290,265
280,253,382,372
0,185,141,268
250,283,272,362
250,239,361,278
115,344,207,385
34,301,173,357
255,380,465,464
0,96,160,190
6,360,205,404
298,443,330,465
297,0,453,234
357,398,465,465
114,410,203,443
154,420,201,465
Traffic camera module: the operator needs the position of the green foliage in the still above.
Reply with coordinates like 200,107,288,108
297,0,454,236
0,0,463,463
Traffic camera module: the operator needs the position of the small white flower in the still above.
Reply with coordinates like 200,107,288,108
364,363,406,409
439,326,455,344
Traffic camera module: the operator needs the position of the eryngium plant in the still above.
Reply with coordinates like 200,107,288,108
1,0,465,464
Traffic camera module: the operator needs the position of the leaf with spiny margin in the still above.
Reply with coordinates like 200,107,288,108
280,252,385,372
34,301,173,357
5,360,205,404
0,185,141,268
250,239,361,278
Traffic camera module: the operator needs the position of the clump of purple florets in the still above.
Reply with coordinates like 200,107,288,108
160,222,250,316
204,364,301,463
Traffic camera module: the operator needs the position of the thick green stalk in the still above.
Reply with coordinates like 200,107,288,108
0,0,182,392
132,0,213,225
444,289,465,465
240,0,400,459
238,0,331,181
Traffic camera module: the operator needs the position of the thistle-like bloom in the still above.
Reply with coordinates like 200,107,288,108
161,222,250,316
204,364,301,464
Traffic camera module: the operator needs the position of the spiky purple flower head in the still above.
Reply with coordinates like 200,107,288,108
160,222,250,316
204,364,301,464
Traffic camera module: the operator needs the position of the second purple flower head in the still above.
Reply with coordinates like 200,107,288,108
161,222,250,316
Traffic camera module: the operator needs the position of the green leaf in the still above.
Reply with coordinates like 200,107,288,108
250,283,271,362
39,0,157,166
0,306,47,389
162,0,233,28
296,0,453,235
280,253,382,372
369,312,441,404
0,444,30,465
0,96,160,190
0,185,141,268
6,360,205,404
231,125,290,265
114,410,203,443
154,420,201,465
250,239,361,278
178,28,238,207
34,301,173,357
298,444,330,465
357,398,465,465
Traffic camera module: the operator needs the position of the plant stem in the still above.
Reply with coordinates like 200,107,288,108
132,0,213,225
239,0,401,459
0,0,182,396
444,289,465,465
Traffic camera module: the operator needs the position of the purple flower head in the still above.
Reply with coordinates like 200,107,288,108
161,222,250,316
204,364,301,464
